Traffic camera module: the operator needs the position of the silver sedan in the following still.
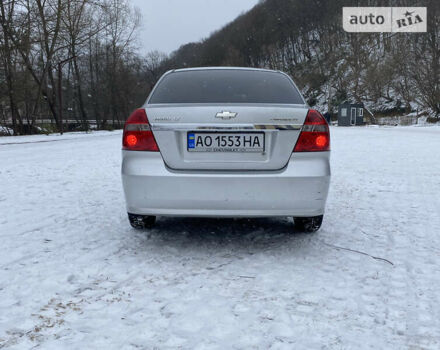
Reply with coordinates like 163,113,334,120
121,67,330,232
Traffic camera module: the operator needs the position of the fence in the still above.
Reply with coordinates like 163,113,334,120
0,118,125,134
375,115,419,126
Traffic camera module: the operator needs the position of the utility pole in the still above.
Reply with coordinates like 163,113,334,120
58,56,76,134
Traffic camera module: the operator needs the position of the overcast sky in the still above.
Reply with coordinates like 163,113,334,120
130,0,259,55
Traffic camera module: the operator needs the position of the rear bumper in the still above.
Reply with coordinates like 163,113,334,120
121,151,330,217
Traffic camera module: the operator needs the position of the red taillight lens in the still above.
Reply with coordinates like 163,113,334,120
293,109,330,152
122,109,159,151
126,134,138,147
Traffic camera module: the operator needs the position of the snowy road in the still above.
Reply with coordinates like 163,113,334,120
1,126,439,349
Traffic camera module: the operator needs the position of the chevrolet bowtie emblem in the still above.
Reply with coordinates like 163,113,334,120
215,111,237,119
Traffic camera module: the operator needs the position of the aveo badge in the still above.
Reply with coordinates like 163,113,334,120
343,7,427,33
215,111,237,120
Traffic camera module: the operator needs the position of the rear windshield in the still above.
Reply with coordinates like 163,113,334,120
148,69,304,104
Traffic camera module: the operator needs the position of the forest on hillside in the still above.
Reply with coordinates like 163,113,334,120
0,0,439,135
163,0,439,120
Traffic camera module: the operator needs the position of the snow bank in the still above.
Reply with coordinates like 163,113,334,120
0,130,122,145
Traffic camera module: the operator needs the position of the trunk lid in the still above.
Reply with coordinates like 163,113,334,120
146,104,308,170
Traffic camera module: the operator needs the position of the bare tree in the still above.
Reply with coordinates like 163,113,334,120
0,0,22,134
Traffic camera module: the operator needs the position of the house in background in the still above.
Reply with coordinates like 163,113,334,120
338,102,364,126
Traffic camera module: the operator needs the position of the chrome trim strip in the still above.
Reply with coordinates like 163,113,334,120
152,124,303,131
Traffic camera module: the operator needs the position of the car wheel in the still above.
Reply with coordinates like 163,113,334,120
293,215,323,233
128,213,156,229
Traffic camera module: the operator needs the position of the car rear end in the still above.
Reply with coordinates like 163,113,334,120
121,68,330,227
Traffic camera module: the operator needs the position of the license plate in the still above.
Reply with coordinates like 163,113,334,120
187,132,265,152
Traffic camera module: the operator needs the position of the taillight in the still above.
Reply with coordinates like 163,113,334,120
122,109,159,151
293,109,330,152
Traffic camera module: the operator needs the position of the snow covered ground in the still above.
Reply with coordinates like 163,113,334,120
0,126,439,349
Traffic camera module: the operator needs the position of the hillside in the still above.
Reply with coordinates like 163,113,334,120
1,0,438,136
161,0,440,118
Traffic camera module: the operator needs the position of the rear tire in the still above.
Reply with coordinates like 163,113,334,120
293,215,323,233
128,213,156,229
